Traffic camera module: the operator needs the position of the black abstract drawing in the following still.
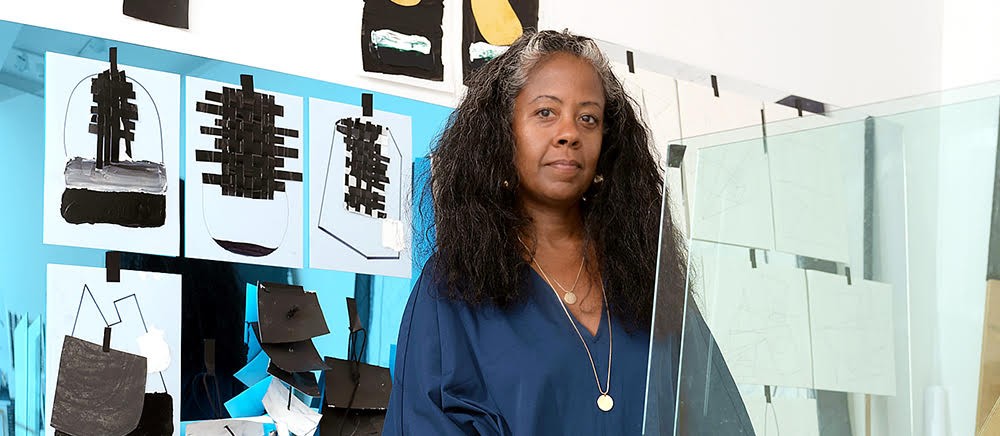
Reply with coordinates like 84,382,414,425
361,0,444,81
60,47,167,228
50,285,173,436
194,74,302,257
462,0,538,83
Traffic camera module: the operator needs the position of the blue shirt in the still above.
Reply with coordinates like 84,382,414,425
384,260,656,435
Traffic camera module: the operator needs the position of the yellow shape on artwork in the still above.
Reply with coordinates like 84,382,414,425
471,0,524,46
391,0,421,5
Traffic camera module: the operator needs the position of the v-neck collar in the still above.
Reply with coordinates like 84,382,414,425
525,265,608,344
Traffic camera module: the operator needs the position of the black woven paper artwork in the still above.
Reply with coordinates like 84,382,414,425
90,47,138,169
337,117,389,219
194,74,302,200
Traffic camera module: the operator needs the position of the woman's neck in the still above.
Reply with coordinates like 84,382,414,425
520,200,585,250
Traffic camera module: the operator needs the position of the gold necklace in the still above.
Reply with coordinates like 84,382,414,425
527,253,614,412
517,237,585,305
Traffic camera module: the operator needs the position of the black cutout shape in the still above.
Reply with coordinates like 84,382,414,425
127,392,174,435
123,0,190,29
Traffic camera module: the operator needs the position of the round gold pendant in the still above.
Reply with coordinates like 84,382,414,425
563,292,578,305
597,394,614,412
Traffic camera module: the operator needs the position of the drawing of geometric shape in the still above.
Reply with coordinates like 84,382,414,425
691,138,775,250
362,0,444,81
462,0,537,83
806,270,896,395
194,74,302,257
59,47,168,229
50,336,147,436
695,241,813,388
768,125,858,263
45,265,183,436
318,117,404,260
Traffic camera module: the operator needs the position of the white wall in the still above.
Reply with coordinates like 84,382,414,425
0,0,947,112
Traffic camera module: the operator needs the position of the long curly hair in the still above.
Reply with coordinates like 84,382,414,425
422,29,688,333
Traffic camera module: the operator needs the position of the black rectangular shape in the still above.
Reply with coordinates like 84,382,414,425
711,75,719,97
667,144,686,168
626,50,635,73
103,326,112,351
106,251,121,282
346,298,363,333
362,93,373,117
123,0,189,29
61,189,167,228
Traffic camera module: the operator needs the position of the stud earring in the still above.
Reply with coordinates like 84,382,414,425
593,174,604,184
501,180,510,189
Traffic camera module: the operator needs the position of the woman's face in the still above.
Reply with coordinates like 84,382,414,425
512,52,605,208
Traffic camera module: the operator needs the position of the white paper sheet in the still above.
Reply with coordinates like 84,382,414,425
691,139,775,250
43,51,181,256
262,378,322,436
807,270,896,395
308,97,413,278
184,76,304,268
45,264,182,436
695,242,813,388
185,417,271,435
768,125,859,262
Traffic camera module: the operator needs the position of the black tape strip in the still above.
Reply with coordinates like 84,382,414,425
749,249,757,269
240,74,254,93
103,326,112,352
106,251,121,282
667,144,686,168
109,47,118,74
362,93,373,117
626,50,635,74
845,266,852,285
346,298,363,333
764,385,772,404
775,95,826,116
710,75,719,97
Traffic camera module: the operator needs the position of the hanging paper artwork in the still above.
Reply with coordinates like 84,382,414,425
45,264,182,436
462,0,538,83
184,75,305,268
308,97,413,278
122,0,190,29
361,0,445,81
43,49,181,256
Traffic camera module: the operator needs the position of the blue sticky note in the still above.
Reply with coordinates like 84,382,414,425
389,343,397,380
235,350,270,388
245,323,261,362
224,376,271,418
245,283,259,323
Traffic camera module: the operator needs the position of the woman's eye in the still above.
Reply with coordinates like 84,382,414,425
581,114,599,125
537,108,553,117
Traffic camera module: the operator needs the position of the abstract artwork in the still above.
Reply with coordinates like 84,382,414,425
184,75,304,268
309,97,413,277
123,0,189,29
361,0,444,81
462,0,538,82
43,50,181,256
45,264,182,436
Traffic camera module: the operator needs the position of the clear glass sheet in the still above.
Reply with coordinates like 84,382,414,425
645,117,910,434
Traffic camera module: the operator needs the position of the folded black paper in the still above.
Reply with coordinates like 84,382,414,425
258,283,330,343
123,0,189,29
267,362,321,397
323,357,391,411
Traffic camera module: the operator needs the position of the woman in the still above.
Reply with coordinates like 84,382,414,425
384,30,691,435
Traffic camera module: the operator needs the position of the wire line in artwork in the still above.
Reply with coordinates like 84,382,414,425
70,283,169,393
